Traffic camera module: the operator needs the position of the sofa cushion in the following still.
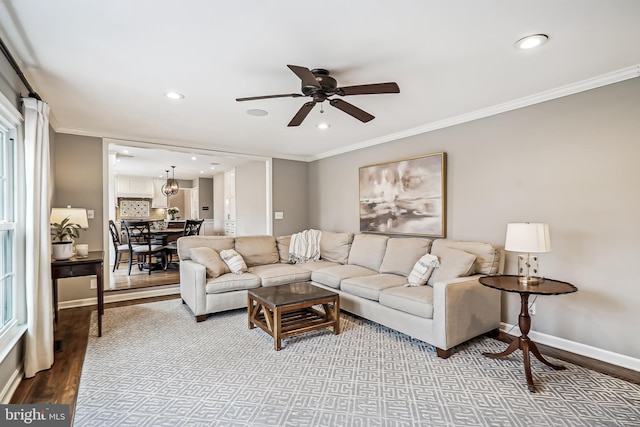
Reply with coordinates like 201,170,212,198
234,235,279,267
341,274,408,301
320,231,354,264
379,286,434,319
276,235,291,263
431,239,500,275
311,264,377,289
379,237,432,276
407,254,440,286
348,234,389,271
296,260,340,272
220,249,248,274
189,247,229,278
427,246,477,285
205,272,261,294
250,264,312,287
177,236,234,260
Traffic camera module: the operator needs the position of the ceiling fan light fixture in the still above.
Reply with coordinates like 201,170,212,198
515,34,549,50
247,109,268,116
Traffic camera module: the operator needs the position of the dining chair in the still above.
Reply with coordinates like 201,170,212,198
165,219,204,266
121,220,167,275
108,220,130,272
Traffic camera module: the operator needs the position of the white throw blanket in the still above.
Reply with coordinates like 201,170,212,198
289,229,322,263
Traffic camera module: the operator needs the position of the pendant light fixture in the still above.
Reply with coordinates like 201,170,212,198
161,165,179,196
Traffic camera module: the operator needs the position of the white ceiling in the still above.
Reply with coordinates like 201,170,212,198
1,1,639,168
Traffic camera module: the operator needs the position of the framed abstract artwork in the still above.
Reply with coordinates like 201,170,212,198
359,152,446,237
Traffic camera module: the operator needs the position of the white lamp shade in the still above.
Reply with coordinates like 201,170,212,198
50,207,89,229
505,223,550,253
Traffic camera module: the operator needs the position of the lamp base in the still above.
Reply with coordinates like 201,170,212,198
518,276,544,286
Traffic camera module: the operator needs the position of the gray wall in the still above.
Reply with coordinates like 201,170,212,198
197,177,214,220
52,133,104,302
272,158,309,236
309,77,640,359
235,161,268,235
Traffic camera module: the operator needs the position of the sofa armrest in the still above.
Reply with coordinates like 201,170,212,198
432,274,501,351
179,260,208,318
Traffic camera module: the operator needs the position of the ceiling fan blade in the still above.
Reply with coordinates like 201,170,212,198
337,82,400,96
288,102,316,127
329,99,374,123
287,65,321,89
236,93,303,102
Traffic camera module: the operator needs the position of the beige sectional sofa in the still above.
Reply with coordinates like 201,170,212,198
177,232,503,358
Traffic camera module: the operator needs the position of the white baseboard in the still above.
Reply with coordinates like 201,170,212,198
501,322,640,372
1,366,24,404
58,285,180,310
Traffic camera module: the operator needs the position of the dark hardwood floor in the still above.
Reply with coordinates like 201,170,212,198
11,298,639,425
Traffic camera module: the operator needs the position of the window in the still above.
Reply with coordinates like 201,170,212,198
0,95,23,359
0,122,17,333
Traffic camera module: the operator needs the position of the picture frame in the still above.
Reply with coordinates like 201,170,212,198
359,152,446,237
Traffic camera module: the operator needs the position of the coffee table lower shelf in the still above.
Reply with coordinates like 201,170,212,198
248,287,340,351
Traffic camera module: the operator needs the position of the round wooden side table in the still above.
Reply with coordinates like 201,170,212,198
479,275,578,392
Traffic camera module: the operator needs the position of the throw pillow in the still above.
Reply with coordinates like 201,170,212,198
406,254,440,287
427,246,477,286
220,249,248,275
189,247,228,278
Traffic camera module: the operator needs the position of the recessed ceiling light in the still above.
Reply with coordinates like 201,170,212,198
123,149,129,154
165,91,184,100
514,34,549,50
246,109,268,117
191,156,197,160
317,123,331,130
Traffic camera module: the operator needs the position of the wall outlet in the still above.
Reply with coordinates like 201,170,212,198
90,278,97,289
529,302,536,315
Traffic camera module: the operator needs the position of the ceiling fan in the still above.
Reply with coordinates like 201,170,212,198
236,65,400,127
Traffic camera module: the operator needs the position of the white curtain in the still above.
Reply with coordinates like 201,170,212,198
23,97,53,378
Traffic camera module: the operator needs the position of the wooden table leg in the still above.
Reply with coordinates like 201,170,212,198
484,293,550,392
274,306,282,351
95,262,103,337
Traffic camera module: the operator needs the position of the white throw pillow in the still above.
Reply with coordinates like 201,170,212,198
219,249,248,275
406,254,440,286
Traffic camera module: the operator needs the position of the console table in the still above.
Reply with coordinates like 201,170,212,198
479,275,577,392
51,251,104,337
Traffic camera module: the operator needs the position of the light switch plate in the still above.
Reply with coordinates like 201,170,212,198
275,211,284,220
87,209,95,219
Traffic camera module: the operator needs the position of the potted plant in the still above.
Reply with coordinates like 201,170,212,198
51,216,82,260
167,206,180,221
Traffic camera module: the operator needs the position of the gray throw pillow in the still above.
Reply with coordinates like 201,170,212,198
427,246,477,285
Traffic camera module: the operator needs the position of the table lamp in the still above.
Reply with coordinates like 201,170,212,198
50,207,89,229
505,223,550,285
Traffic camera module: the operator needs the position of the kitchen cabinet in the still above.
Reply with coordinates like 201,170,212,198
116,176,154,198
224,169,236,236
152,180,168,208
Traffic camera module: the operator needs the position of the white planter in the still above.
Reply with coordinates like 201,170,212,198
52,241,74,260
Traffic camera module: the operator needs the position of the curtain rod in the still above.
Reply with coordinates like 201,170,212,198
0,35,41,101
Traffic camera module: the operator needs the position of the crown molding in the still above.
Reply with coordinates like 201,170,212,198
310,65,640,162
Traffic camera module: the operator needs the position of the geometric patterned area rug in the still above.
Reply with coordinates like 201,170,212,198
75,300,640,426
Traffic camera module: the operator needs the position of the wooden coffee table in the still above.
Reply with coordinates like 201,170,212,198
247,282,340,350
